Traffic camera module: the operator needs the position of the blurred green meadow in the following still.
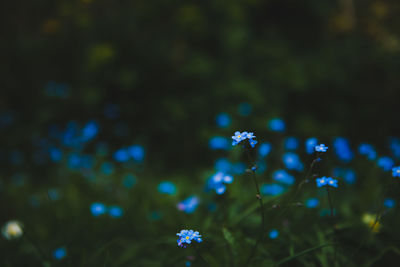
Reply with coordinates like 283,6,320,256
1,0,400,266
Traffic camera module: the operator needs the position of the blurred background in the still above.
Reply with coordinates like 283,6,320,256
1,0,400,266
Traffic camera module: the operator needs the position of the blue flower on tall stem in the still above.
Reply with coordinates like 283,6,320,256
231,131,257,147
316,177,338,188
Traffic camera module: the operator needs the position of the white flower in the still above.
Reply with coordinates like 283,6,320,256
2,220,23,240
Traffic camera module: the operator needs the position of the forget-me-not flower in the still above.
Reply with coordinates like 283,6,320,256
316,177,338,188
315,144,328,152
392,166,400,177
176,229,202,248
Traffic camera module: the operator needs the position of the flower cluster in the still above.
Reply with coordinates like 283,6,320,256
177,196,200,214
316,177,338,188
393,166,400,178
232,131,257,147
176,229,202,248
315,144,328,152
207,172,233,194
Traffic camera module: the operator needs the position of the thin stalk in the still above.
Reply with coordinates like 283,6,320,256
244,148,265,267
326,186,337,265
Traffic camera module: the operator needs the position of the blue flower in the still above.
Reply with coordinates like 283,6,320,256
315,144,328,152
305,138,318,154
306,198,319,208
268,118,285,132
282,152,303,171
392,166,400,177
108,206,124,218
209,137,230,150
176,230,202,248
100,162,114,175
384,198,396,209
158,181,177,195
285,137,299,150
273,170,295,185
53,247,67,260
316,177,338,188
249,139,258,148
215,113,231,128
333,138,354,163
128,145,145,162
232,131,246,145
261,184,286,196
377,157,394,171
90,203,107,217
333,168,356,185
258,143,272,157
269,229,279,239
207,172,234,195
358,143,377,160
215,158,231,172
177,195,200,214
390,138,400,159
316,177,328,187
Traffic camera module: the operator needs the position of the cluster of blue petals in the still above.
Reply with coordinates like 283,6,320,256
232,131,257,147
176,230,202,248
90,203,124,218
392,166,400,177
177,196,200,214
316,177,338,188
207,172,234,195
315,144,328,152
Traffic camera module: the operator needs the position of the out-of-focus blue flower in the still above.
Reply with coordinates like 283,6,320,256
306,198,319,208
315,144,328,152
305,137,318,154
392,166,400,177
177,195,200,214
68,154,81,169
114,148,130,162
273,170,295,185
316,177,338,188
259,143,272,157
232,162,246,175
282,152,303,171
81,121,99,142
49,147,62,162
90,203,107,217
209,137,230,150
158,181,177,195
255,161,267,174
123,173,136,188
207,172,233,195
238,103,252,116
333,168,356,185
128,145,145,162
269,229,279,239
268,118,285,132
377,157,394,171
215,158,231,172
177,230,202,248
384,198,396,208
53,247,67,260
185,261,192,267
261,184,285,196
215,113,231,128
100,162,114,175
109,206,124,218
358,143,377,160
333,138,354,163
284,137,299,150
390,138,400,159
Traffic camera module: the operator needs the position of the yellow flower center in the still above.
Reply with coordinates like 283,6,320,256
186,236,189,240
238,135,241,138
